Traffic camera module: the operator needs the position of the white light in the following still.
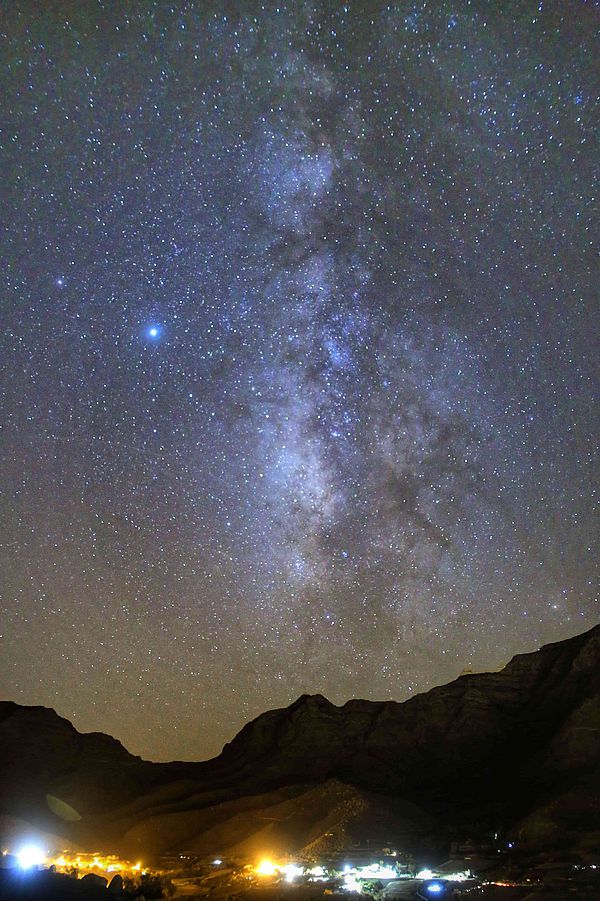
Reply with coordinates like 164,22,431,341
149,327,159,338
377,866,397,879
17,845,46,870
343,873,361,892
307,865,325,878
283,864,303,882
356,864,397,879
417,869,434,880
213,859,222,865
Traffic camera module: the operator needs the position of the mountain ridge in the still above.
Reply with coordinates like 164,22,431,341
1,624,598,859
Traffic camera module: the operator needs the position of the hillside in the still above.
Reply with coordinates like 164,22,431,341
1,625,598,859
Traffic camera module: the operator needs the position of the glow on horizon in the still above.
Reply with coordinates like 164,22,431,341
16,845,46,869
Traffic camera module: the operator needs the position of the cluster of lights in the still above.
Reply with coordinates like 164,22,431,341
354,863,398,879
8,846,143,876
307,865,327,879
341,862,414,892
252,856,470,894
8,844,482,896
342,873,361,893
254,860,304,882
283,864,304,882
53,853,142,874
418,867,469,883
255,858,410,887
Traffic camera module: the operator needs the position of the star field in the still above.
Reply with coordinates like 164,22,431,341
0,1,598,761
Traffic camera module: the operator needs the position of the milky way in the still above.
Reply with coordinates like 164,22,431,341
1,1,597,761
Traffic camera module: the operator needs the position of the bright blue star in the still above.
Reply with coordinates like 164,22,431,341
146,325,161,340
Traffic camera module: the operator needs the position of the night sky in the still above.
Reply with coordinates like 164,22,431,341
1,1,598,763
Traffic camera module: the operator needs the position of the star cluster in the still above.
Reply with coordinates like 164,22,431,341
0,1,597,761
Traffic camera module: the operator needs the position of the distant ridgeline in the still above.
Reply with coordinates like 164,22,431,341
0,625,599,860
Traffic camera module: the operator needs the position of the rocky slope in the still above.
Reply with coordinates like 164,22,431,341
1,625,598,859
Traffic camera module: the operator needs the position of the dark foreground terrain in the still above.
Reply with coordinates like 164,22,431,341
0,866,154,900
1,625,599,863
2,866,600,901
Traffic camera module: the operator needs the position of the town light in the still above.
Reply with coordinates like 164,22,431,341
16,845,46,870
256,859,277,876
44,851,144,875
307,865,326,878
426,883,443,894
283,864,303,882
343,873,361,892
